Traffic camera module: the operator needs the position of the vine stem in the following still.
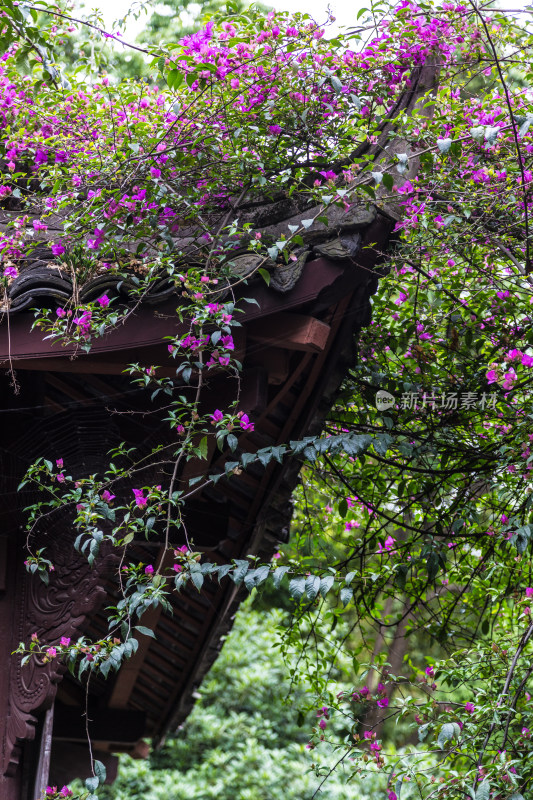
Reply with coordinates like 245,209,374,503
477,618,533,765
501,663,533,751
156,346,204,573
26,3,154,54
468,0,532,273
2,287,19,394
85,673,95,776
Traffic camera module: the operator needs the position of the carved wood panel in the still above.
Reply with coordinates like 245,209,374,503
4,537,111,777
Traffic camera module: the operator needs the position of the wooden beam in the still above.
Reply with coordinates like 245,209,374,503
0,307,188,363
32,707,54,799
246,312,330,353
53,706,146,744
45,374,93,405
0,537,7,592
8,332,246,377
245,347,290,386
0,257,347,364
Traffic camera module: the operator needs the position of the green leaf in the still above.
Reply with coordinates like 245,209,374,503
244,565,270,591
484,126,499,145
198,436,208,460
190,569,204,591
289,576,305,602
232,559,249,585
213,564,231,581
426,552,440,582
99,658,112,678
518,114,533,137
305,574,320,601
395,563,408,589
85,776,99,792
272,445,286,463
258,267,271,286
343,435,372,456
340,586,353,607
94,759,107,784
241,452,256,469
135,625,156,638
330,75,343,94
511,528,530,554
338,498,348,518
256,448,273,468
382,173,394,190
145,516,156,533
373,433,392,456
243,569,257,591
272,566,290,587
254,564,270,586
319,575,335,596
418,723,429,742
475,781,490,800
437,722,456,748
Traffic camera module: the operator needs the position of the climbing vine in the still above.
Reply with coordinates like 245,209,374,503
2,0,533,798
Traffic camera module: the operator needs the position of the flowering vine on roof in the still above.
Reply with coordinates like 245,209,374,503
5,0,533,797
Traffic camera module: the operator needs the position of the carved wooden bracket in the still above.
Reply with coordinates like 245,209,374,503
4,538,111,777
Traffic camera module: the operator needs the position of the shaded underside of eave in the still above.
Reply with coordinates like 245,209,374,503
151,218,395,740
0,213,394,755
79,217,393,746
73,288,365,744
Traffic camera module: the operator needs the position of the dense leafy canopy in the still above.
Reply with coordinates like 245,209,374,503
3,0,533,798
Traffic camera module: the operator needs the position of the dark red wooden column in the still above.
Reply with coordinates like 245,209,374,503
0,535,23,800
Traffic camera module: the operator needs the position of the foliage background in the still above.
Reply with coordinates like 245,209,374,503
96,602,391,800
